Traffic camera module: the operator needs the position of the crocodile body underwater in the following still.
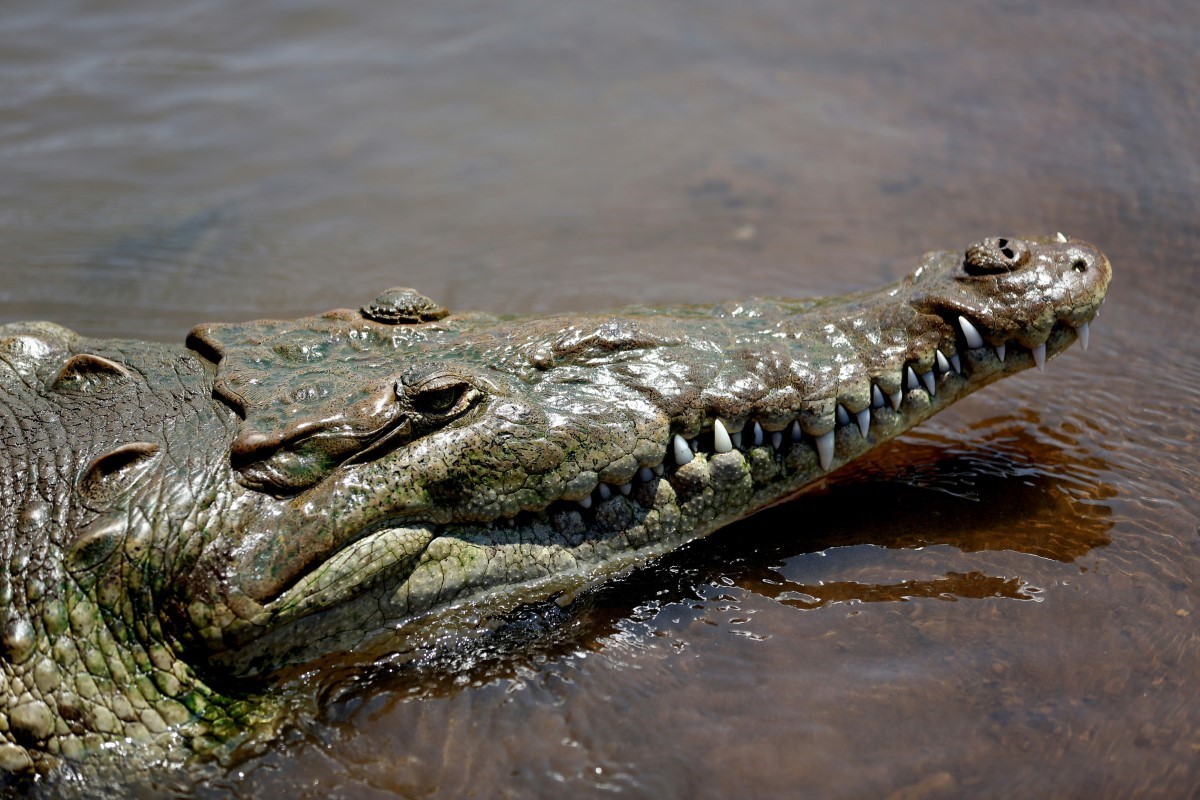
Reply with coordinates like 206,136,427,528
0,235,1110,778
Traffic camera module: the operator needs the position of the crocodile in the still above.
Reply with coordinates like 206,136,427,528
0,235,1110,779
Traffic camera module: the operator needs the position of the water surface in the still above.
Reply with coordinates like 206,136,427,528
2,0,1198,796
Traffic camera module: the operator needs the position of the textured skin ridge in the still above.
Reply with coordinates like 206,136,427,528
0,236,1110,779
0,329,246,778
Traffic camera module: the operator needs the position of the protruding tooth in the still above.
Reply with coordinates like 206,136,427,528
1032,342,1047,371
936,350,951,373
816,431,834,470
639,467,655,482
753,422,764,446
790,420,802,442
653,463,664,476
771,431,783,449
578,495,593,509
836,405,850,426
921,370,936,395
906,366,920,391
889,389,902,411
872,385,886,408
731,431,742,449
713,418,733,453
598,483,612,500
856,408,870,437
1077,321,1090,351
690,438,699,452
996,342,1006,362
958,316,985,349
619,482,632,495
1056,231,1068,243
673,434,694,466
950,353,962,374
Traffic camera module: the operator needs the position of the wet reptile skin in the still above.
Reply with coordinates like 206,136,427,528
0,236,1110,777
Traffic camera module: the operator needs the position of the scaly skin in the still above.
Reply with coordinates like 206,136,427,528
0,236,1110,778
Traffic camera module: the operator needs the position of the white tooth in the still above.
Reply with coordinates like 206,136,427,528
653,463,664,476
856,408,870,437
872,385,885,408
816,431,835,470
836,405,850,426
1077,321,1090,351
619,482,632,495
753,422,764,446
579,495,593,509
936,350,951,373
639,467,654,482
690,438,699,451
950,353,962,374
1056,231,1068,243
731,431,742,449
673,434,694,465
771,431,783,449
889,389,902,411
958,316,985,349
713,418,733,453
996,342,1006,362
921,370,936,395
906,366,920,390
598,483,611,500
1032,342,1047,371
790,420,802,442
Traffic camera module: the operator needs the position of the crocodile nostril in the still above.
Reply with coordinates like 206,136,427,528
964,237,1031,274
1072,259,1088,272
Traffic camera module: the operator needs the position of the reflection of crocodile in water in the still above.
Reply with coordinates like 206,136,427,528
0,235,1109,778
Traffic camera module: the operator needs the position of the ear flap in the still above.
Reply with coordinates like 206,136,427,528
77,441,159,509
51,353,132,392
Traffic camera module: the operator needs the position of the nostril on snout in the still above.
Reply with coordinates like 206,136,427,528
964,237,1030,274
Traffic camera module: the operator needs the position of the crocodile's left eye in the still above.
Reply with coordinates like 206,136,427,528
408,377,479,417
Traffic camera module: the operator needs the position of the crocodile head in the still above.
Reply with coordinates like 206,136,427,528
176,234,1109,674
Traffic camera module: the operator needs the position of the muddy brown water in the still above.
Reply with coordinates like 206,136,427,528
2,0,1198,796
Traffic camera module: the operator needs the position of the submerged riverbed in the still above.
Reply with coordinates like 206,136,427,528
2,0,1198,796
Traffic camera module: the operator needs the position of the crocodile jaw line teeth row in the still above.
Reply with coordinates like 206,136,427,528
569,313,1094,510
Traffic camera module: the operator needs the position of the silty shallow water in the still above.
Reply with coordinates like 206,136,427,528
1,0,1198,796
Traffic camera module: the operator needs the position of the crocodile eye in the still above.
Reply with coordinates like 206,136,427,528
415,385,461,414
409,379,478,417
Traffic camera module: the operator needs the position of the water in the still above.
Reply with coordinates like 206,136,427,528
2,0,1198,796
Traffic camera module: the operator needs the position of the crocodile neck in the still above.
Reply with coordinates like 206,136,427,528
0,324,241,774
